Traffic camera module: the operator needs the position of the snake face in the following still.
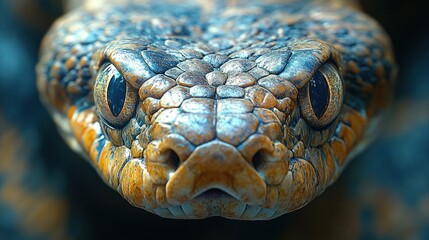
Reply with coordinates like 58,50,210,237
37,1,396,219
90,39,345,218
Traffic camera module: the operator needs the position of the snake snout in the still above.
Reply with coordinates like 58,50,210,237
144,104,293,212
165,141,267,206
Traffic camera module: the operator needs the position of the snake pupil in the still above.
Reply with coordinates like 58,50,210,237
309,71,330,118
107,70,127,117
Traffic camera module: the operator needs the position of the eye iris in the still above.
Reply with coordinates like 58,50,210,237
107,69,127,117
309,71,330,118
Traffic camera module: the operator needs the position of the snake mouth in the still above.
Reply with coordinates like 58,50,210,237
141,136,294,219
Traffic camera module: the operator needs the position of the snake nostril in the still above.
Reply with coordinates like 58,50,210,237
251,150,265,171
165,149,180,171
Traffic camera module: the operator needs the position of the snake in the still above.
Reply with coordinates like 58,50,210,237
36,0,396,220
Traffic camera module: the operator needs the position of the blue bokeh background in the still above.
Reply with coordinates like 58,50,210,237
0,0,428,239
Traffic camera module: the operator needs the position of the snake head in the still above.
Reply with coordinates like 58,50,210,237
37,2,396,220
89,38,348,219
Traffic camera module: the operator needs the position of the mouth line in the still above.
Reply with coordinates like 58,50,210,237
182,189,250,219
193,189,236,200
166,188,277,220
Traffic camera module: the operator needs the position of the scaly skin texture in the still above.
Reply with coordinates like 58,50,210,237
37,0,396,219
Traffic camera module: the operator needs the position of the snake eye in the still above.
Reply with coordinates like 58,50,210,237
298,62,344,129
94,63,138,127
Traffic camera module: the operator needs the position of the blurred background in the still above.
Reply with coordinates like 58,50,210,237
0,0,428,239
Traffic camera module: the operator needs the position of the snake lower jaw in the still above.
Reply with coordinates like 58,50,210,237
142,181,286,220
156,189,283,220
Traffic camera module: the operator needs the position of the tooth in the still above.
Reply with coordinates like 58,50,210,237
239,205,262,220
168,206,188,219
180,205,190,219
271,211,284,219
153,207,174,218
254,208,276,220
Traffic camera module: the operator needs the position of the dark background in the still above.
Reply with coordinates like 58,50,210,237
0,0,428,239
